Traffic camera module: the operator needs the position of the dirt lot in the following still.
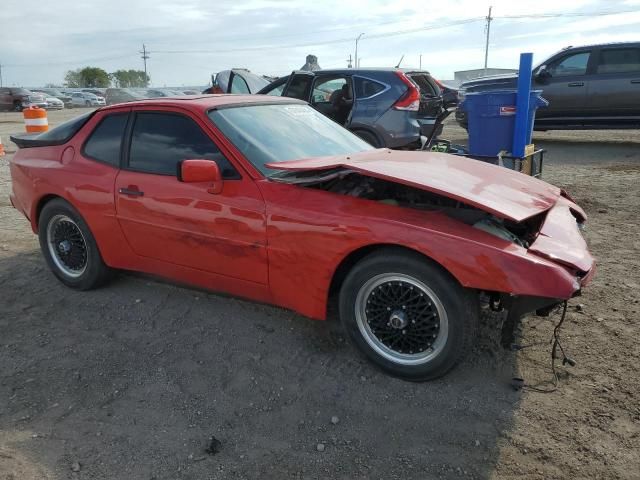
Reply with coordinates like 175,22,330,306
1,110,639,479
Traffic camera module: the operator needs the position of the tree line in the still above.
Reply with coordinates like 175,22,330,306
64,67,150,88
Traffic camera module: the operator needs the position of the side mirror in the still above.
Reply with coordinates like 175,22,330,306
535,65,551,81
178,159,223,194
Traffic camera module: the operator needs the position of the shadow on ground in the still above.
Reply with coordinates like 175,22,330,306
1,251,521,479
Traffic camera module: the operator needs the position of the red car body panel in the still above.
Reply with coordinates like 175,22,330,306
528,196,594,273
266,150,560,222
8,96,595,322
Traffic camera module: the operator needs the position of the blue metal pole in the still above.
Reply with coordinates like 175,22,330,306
512,52,533,158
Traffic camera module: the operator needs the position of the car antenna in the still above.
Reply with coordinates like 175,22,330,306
395,55,404,68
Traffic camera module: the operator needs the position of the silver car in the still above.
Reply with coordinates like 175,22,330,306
70,92,106,107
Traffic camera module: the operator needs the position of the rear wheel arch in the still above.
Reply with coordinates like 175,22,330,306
351,128,383,148
34,194,65,232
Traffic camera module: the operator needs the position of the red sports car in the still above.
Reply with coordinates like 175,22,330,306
9,95,595,381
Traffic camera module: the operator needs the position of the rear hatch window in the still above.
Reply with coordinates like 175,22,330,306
406,72,442,116
11,111,94,148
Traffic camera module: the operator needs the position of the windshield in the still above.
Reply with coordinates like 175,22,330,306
236,71,269,93
208,104,372,177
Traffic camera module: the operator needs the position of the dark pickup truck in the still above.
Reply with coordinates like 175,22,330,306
456,42,640,130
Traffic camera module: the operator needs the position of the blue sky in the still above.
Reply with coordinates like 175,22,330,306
1,0,639,87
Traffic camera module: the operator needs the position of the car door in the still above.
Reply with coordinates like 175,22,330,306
534,49,593,121
114,107,268,284
587,45,640,120
309,75,352,123
283,72,315,101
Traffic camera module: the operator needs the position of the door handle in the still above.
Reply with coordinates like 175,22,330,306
567,82,584,87
631,79,640,84
118,187,144,197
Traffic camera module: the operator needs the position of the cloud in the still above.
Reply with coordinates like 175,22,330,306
0,0,638,86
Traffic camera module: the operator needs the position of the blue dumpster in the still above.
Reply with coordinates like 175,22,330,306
461,90,548,157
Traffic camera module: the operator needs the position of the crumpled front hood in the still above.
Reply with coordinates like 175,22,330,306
267,150,560,222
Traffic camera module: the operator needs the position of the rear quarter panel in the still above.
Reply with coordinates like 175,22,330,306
9,109,134,267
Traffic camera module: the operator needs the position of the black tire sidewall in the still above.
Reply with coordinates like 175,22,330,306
339,251,476,381
38,199,109,290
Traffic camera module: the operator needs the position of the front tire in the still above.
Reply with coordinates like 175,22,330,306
339,249,478,381
38,199,112,290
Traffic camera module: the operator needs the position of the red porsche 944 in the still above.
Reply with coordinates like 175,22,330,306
9,95,594,380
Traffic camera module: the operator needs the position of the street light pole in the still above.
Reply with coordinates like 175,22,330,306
354,33,364,70
483,6,493,75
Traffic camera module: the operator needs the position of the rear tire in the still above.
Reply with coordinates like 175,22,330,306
353,130,381,148
339,249,478,381
38,199,112,290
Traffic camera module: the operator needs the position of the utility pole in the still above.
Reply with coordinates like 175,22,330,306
347,54,353,68
140,44,150,82
419,54,422,70
0,62,3,87
484,6,493,75
354,33,364,70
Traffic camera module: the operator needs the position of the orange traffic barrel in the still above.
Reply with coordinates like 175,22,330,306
0,136,5,156
23,106,49,133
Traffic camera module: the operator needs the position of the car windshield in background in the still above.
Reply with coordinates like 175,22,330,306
208,104,372,176
239,72,270,92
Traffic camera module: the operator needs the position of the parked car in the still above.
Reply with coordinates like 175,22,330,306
0,88,47,111
457,42,640,130
434,79,459,107
80,88,106,98
9,95,594,381
43,95,65,110
144,89,184,98
205,69,270,94
105,88,148,105
34,88,73,108
258,68,444,148
70,91,106,107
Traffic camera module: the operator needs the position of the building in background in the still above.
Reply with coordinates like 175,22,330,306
448,68,518,87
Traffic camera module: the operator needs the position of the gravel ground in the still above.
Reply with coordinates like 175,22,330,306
1,110,639,479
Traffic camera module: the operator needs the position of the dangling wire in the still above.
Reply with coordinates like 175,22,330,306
521,301,569,393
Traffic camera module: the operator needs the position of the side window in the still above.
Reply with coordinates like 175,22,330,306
597,48,640,74
312,77,347,103
285,74,313,100
83,113,128,166
354,77,387,98
128,113,239,179
261,77,287,96
265,83,285,96
548,52,591,76
230,75,250,94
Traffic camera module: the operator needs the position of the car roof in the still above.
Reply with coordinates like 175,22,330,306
288,67,432,75
561,41,640,50
97,94,307,113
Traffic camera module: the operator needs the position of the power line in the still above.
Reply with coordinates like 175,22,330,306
499,9,640,19
2,8,638,70
153,17,486,55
